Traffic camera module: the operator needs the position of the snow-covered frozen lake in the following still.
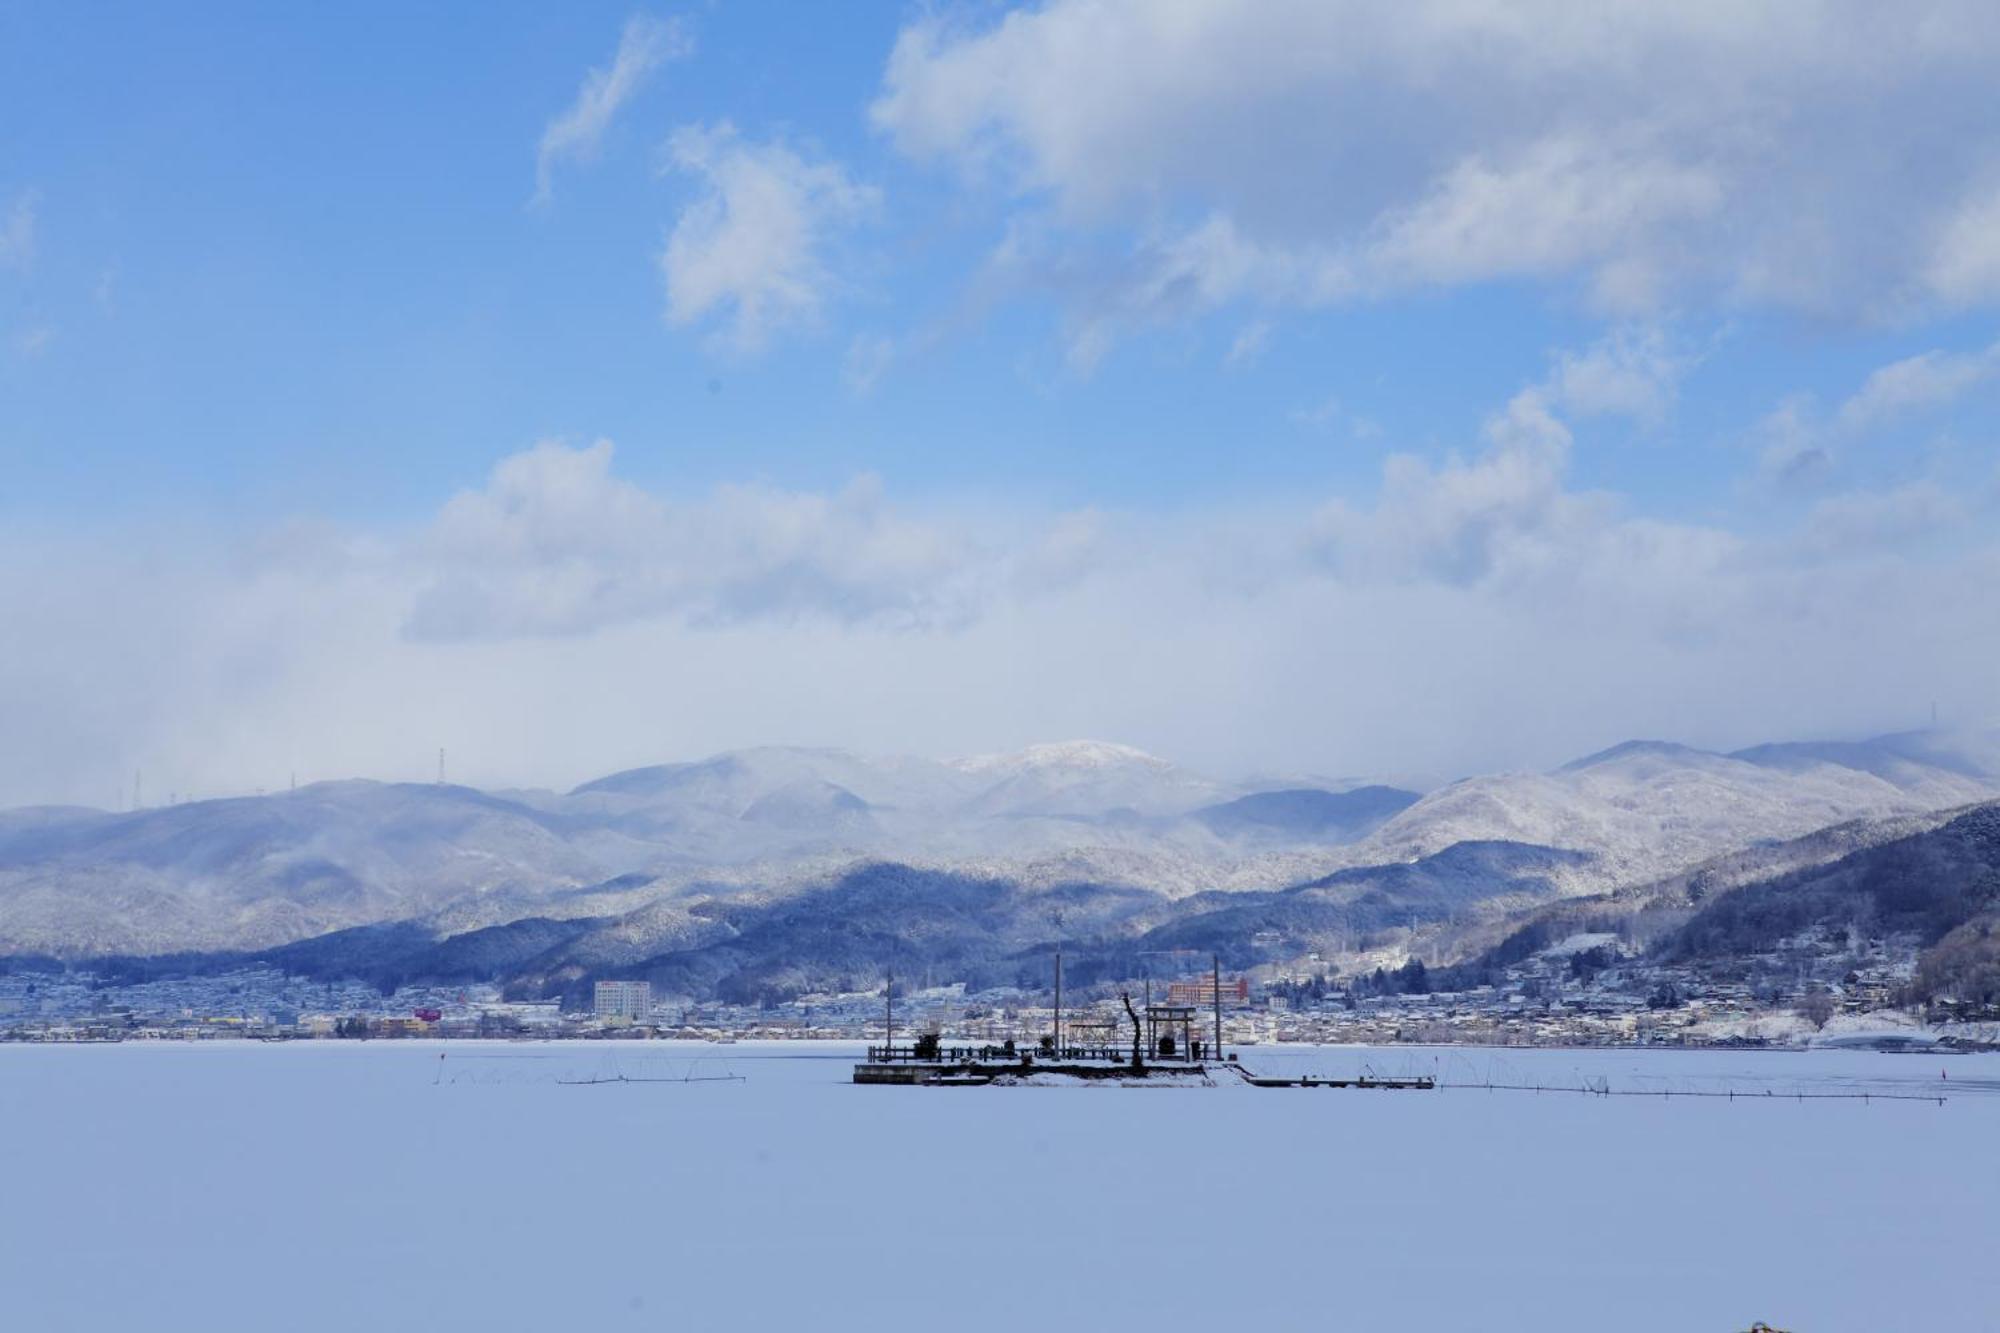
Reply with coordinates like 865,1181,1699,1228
2,1041,1995,1331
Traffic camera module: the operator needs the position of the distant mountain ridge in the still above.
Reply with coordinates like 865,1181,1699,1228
1194,786,1421,841
1,729,1996,974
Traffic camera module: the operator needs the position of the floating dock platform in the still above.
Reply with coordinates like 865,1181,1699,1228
853,1041,1210,1085
853,1041,1434,1090
857,972,1433,1090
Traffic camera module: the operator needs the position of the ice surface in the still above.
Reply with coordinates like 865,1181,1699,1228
1,1041,1994,1331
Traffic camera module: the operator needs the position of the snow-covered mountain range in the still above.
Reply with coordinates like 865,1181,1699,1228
1,729,1996,960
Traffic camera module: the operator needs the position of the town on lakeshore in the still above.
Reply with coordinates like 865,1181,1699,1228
6,924,1993,1051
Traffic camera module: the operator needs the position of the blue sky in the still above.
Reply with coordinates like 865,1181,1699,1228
3,2,1999,804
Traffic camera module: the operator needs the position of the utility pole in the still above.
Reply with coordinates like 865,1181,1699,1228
1143,968,1152,1058
1054,945,1062,1057
1047,907,1066,1058
885,969,893,1052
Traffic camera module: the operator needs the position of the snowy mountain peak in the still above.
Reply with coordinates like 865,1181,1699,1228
950,740,1170,775
1558,739,1719,772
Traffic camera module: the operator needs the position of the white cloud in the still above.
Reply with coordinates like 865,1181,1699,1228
1009,507,1113,594
1753,397,1836,493
1059,215,1346,363
0,190,36,271
13,423,1993,812
1287,395,1380,441
875,1,2000,355
1834,343,2000,433
1924,183,2000,305
4,368,1998,807
842,333,896,394
659,123,878,350
534,15,691,204
1364,135,1723,305
1546,326,1688,425
408,440,983,638
1308,384,1608,587
1291,326,1684,543
1287,396,1344,430
1745,341,2000,495
1224,319,1271,368
1797,481,1966,559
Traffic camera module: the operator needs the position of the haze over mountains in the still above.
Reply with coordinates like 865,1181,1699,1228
2,729,1996,981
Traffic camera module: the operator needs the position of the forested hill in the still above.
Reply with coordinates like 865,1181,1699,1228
1437,801,2000,1008
1664,803,2000,1006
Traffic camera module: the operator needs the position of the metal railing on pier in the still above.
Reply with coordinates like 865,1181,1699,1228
864,1042,1165,1065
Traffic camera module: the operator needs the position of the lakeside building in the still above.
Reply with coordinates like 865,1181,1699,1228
1167,976,1249,1007
593,980,652,1024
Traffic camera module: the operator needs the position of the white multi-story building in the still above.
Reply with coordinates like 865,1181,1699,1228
594,980,652,1023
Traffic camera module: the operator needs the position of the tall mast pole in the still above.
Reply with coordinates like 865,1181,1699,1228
1213,953,1222,1064
885,968,893,1053
1054,946,1062,1057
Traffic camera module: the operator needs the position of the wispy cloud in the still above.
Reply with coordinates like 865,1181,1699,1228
0,190,37,272
1747,340,2000,494
1287,395,1380,441
1834,342,2000,433
1224,319,1271,368
843,333,896,394
534,15,691,205
658,123,878,351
